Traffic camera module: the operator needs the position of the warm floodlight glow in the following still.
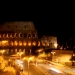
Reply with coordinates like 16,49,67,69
54,43,58,48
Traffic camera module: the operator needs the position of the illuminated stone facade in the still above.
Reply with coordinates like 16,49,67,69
0,22,42,55
41,36,57,49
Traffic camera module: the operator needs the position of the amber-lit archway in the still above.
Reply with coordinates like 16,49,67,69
32,41,36,46
28,41,31,46
23,41,27,46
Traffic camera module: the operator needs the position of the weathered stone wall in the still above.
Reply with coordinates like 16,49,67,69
0,22,36,31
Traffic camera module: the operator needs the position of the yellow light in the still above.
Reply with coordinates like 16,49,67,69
38,49,41,52
54,43,58,48
73,54,75,56
29,58,32,60
21,52,22,54
23,57,26,60
19,41,22,46
51,52,55,56
14,41,18,46
11,41,13,46
33,41,36,46
38,41,40,46
23,42,26,46
28,42,31,46
2,40,7,43
0,50,5,54
17,53,19,54
29,57,33,60
19,52,23,55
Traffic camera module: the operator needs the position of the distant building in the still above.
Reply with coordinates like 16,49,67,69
0,22,42,55
41,36,58,49
58,37,75,50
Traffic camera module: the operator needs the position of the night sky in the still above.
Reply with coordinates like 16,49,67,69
0,8,74,41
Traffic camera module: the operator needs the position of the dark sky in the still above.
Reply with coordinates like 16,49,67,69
0,8,74,40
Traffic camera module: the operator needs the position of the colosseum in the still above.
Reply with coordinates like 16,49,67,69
0,21,42,55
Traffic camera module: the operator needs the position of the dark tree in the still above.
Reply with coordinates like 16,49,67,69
45,49,52,55
31,46,40,56
70,55,75,66
45,49,52,60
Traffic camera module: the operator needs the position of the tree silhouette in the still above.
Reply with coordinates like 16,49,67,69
45,49,52,60
45,49,52,54
70,55,75,66
31,46,40,56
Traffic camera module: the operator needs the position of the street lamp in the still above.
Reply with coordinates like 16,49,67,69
28,57,33,75
51,52,55,61
54,43,58,48
51,52,55,56
20,52,23,59
1,50,5,56
28,60,29,75
38,49,42,54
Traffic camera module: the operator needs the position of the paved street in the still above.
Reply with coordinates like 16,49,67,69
37,63,71,75
0,57,72,75
23,61,46,75
14,59,73,75
49,61,75,75
21,60,70,75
